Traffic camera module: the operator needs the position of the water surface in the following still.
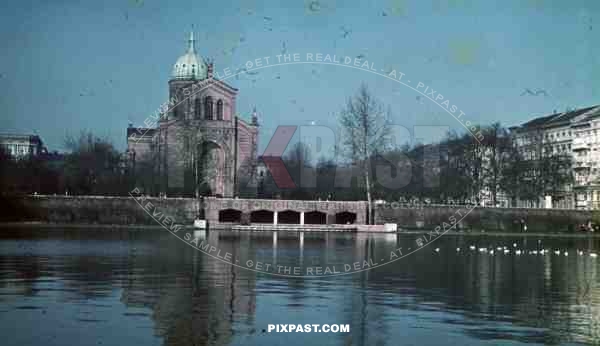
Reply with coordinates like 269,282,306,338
0,227,599,345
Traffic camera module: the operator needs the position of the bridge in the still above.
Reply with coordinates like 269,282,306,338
203,197,367,226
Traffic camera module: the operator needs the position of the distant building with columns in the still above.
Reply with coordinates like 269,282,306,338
0,133,45,158
126,32,260,197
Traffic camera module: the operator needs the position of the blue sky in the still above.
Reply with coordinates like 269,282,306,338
1,0,599,156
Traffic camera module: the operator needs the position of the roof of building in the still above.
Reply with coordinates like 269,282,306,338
515,105,600,131
127,127,157,137
0,133,43,143
520,113,559,128
236,109,259,127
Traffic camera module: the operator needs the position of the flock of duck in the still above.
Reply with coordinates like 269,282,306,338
433,243,598,258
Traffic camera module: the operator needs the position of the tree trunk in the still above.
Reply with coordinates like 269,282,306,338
194,151,199,199
491,175,497,206
362,114,372,225
365,162,372,225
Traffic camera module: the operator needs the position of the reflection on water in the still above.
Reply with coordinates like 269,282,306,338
0,228,599,345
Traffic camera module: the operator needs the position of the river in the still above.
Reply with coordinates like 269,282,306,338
0,227,599,345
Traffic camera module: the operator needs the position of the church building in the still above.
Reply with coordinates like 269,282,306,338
127,32,260,198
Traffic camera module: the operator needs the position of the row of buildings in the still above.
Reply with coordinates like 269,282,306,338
4,102,600,209
3,32,600,209
509,105,600,210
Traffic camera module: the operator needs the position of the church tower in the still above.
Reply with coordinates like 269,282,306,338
152,31,259,198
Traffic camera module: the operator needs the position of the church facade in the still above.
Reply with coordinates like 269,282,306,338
127,32,259,198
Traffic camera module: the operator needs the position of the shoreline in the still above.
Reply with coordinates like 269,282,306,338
1,222,599,238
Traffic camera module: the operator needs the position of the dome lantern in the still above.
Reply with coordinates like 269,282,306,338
171,31,208,80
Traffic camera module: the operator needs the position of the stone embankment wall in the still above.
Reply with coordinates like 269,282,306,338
4,196,595,232
375,204,594,232
17,195,198,225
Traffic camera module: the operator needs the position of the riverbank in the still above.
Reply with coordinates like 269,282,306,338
2,195,597,234
2,222,600,238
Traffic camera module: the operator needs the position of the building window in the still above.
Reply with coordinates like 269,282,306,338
204,96,213,120
195,98,202,119
216,100,224,120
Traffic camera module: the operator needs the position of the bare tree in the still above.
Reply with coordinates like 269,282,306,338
481,123,511,206
285,141,311,164
500,144,528,207
338,84,392,224
63,131,125,195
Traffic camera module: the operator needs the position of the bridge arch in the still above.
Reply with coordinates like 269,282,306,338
335,211,357,224
279,210,300,224
305,210,327,225
250,210,274,223
218,209,242,223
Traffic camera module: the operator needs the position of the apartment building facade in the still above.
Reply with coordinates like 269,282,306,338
510,105,600,209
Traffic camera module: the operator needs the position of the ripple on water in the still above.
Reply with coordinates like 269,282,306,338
15,305,44,310
123,312,151,317
285,302,305,308
75,318,108,323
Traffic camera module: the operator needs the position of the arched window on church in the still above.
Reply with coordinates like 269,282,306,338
172,104,179,119
216,99,224,120
204,96,213,120
195,98,202,119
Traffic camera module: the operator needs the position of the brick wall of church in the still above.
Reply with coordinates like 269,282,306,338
235,119,258,197
129,69,251,197
164,124,186,192
236,120,257,171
